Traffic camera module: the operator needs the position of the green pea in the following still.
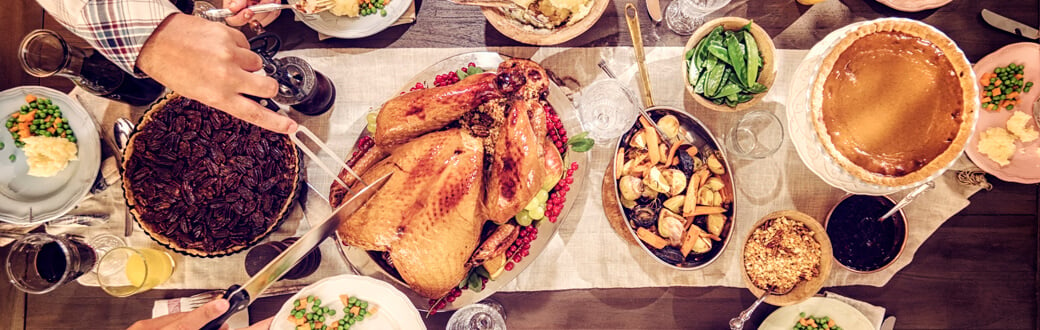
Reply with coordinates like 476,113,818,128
359,301,367,308
4,122,10,129
380,9,387,16
308,296,314,303
0,141,5,150
315,298,321,305
348,297,357,304
1007,105,1014,110
319,316,325,322
20,105,29,111
347,319,355,325
9,154,15,162
1025,86,1032,93
1026,82,1034,87
359,309,366,316
329,310,336,316
68,136,76,142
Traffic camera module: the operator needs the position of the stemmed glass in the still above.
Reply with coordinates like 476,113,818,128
446,299,507,330
664,0,731,35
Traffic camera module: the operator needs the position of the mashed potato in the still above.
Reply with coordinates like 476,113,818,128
506,0,592,30
977,127,1016,166
22,136,78,177
329,0,360,17
1006,111,1038,143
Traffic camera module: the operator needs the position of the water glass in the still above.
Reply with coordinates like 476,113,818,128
446,299,507,330
97,246,175,297
665,0,731,35
576,79,641,143
5,233,97,294
725,110,784,159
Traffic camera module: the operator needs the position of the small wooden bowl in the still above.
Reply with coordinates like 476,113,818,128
481,0,609,45
682,17,777,112
741,210,833,306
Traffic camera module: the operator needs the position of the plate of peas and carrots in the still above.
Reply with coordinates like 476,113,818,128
271,275,425,330
0,86,100,225
965,42,1040,183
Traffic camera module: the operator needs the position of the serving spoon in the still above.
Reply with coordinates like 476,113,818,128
875,181,935,222
728,284,796,330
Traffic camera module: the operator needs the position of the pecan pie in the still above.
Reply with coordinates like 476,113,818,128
122,95,301,257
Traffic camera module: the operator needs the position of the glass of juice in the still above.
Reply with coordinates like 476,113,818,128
5,233,98,294
96,247,175,297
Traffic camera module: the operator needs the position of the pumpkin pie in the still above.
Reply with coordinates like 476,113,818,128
810,19,977,187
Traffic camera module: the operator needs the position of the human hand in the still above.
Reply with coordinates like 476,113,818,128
137,13,297,134
128,298,274,330
224,0,281,27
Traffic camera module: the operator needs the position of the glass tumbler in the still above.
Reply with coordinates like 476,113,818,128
446,299,507,330
97,247,175,297
5,233,98,294
664,0,731,35
576,79,641,143
725,110,784,159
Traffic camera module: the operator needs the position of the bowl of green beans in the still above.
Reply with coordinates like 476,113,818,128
683,17,777,112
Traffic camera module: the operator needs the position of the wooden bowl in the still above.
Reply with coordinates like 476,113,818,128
741,210,833,306
481,0,609,45
682,17,777,112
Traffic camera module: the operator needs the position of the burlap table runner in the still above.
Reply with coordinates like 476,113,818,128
52,47,983,292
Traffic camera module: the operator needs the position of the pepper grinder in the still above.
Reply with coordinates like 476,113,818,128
247,22,336,116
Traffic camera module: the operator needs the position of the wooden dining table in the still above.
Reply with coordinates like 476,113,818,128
1,0,1038,329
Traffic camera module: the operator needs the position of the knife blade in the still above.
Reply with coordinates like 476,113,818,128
880,316,896,330
1032,97,1040,128
200,172,392,330
981,9,1039,40
646,0,663,22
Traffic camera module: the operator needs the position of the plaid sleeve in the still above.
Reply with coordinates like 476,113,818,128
36,0,181,77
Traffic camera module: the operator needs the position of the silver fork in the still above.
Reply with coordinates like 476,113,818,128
182,290,226,311
200,3,296,21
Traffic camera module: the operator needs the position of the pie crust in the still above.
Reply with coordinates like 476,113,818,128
810,19,977,187
122,94,301,257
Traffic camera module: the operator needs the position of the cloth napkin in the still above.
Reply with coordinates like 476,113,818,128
822,291,886,330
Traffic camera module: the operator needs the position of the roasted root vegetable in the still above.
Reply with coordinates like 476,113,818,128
616,112,732,267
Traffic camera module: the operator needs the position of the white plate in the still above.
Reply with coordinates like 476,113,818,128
786,18,974,195
0,86,100,225
289,0,410,39
759,297,874,330
271,275,426,330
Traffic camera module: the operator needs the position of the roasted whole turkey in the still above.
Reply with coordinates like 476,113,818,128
330,58,560,299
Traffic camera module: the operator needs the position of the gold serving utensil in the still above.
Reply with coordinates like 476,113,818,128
624,3,654,109
728,284,797,330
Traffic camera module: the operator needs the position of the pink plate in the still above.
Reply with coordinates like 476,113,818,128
965,43,1040,184
875,0,951,12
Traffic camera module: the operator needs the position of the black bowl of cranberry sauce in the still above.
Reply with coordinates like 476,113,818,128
824,194,907,273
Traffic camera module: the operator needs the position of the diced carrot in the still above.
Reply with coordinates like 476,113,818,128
994,79,1002,87
18,111,35,122
350,306,360,315
53,117,62,126
369,305,379,315
980,77,990,86
46,127,55,134
25,94,36,103
1007,92,1019,100
8,126,16,133
992,88,1002,96
1016,74,1024,79
340,294,350,306
980,97,991,103
828,319,835,327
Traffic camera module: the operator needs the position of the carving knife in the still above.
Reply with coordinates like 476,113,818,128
981,9,1039,40
200,172,391,330
646,0,663,22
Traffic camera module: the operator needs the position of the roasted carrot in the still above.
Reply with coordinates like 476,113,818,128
636,227,668,249
689,206,726,216
665,141,681,166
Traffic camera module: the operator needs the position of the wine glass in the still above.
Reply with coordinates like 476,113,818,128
575,79,641,143
664,0,731,35
446,299,507,330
